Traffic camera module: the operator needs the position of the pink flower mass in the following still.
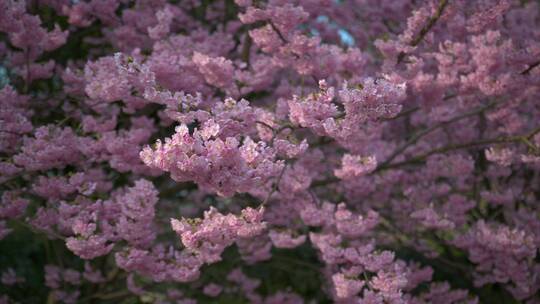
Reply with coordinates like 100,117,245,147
1,0,540,303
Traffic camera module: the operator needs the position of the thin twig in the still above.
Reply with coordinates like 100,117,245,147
16,220,65,240
261,163,288,206
381,106,420,121
24,49,30,93
363,272,373,291
79,289,131,302
273,255,321,272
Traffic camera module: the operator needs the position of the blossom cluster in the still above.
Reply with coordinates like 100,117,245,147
1,0,540,303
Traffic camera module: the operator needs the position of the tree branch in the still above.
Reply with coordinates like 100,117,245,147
381,126,540,170
268,20,288,44
241,32,253,67
397,0,450,64
378,100,500,168
521,59,540,75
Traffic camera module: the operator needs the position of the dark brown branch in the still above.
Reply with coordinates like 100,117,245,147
311,101,498,188
311,176,339,188
521,59,540,75
268,20,288,44
410,0,449,47
378,100,500,168
386,139,517,169
255,120,276,132
241,33,253,67
312,125,540,187
266,20,320,84
397,0,450,64
381,106,420,121
381,125,540,170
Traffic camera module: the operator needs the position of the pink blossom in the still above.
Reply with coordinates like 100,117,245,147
192,52,235,89
203,283,223,297
335,154,377,179
268,229,306,249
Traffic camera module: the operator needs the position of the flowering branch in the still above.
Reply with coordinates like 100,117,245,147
2,0,540,303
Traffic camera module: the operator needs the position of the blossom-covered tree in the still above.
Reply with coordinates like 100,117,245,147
1,0,540,303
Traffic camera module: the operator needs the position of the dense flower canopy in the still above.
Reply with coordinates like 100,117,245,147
1,0,540,303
